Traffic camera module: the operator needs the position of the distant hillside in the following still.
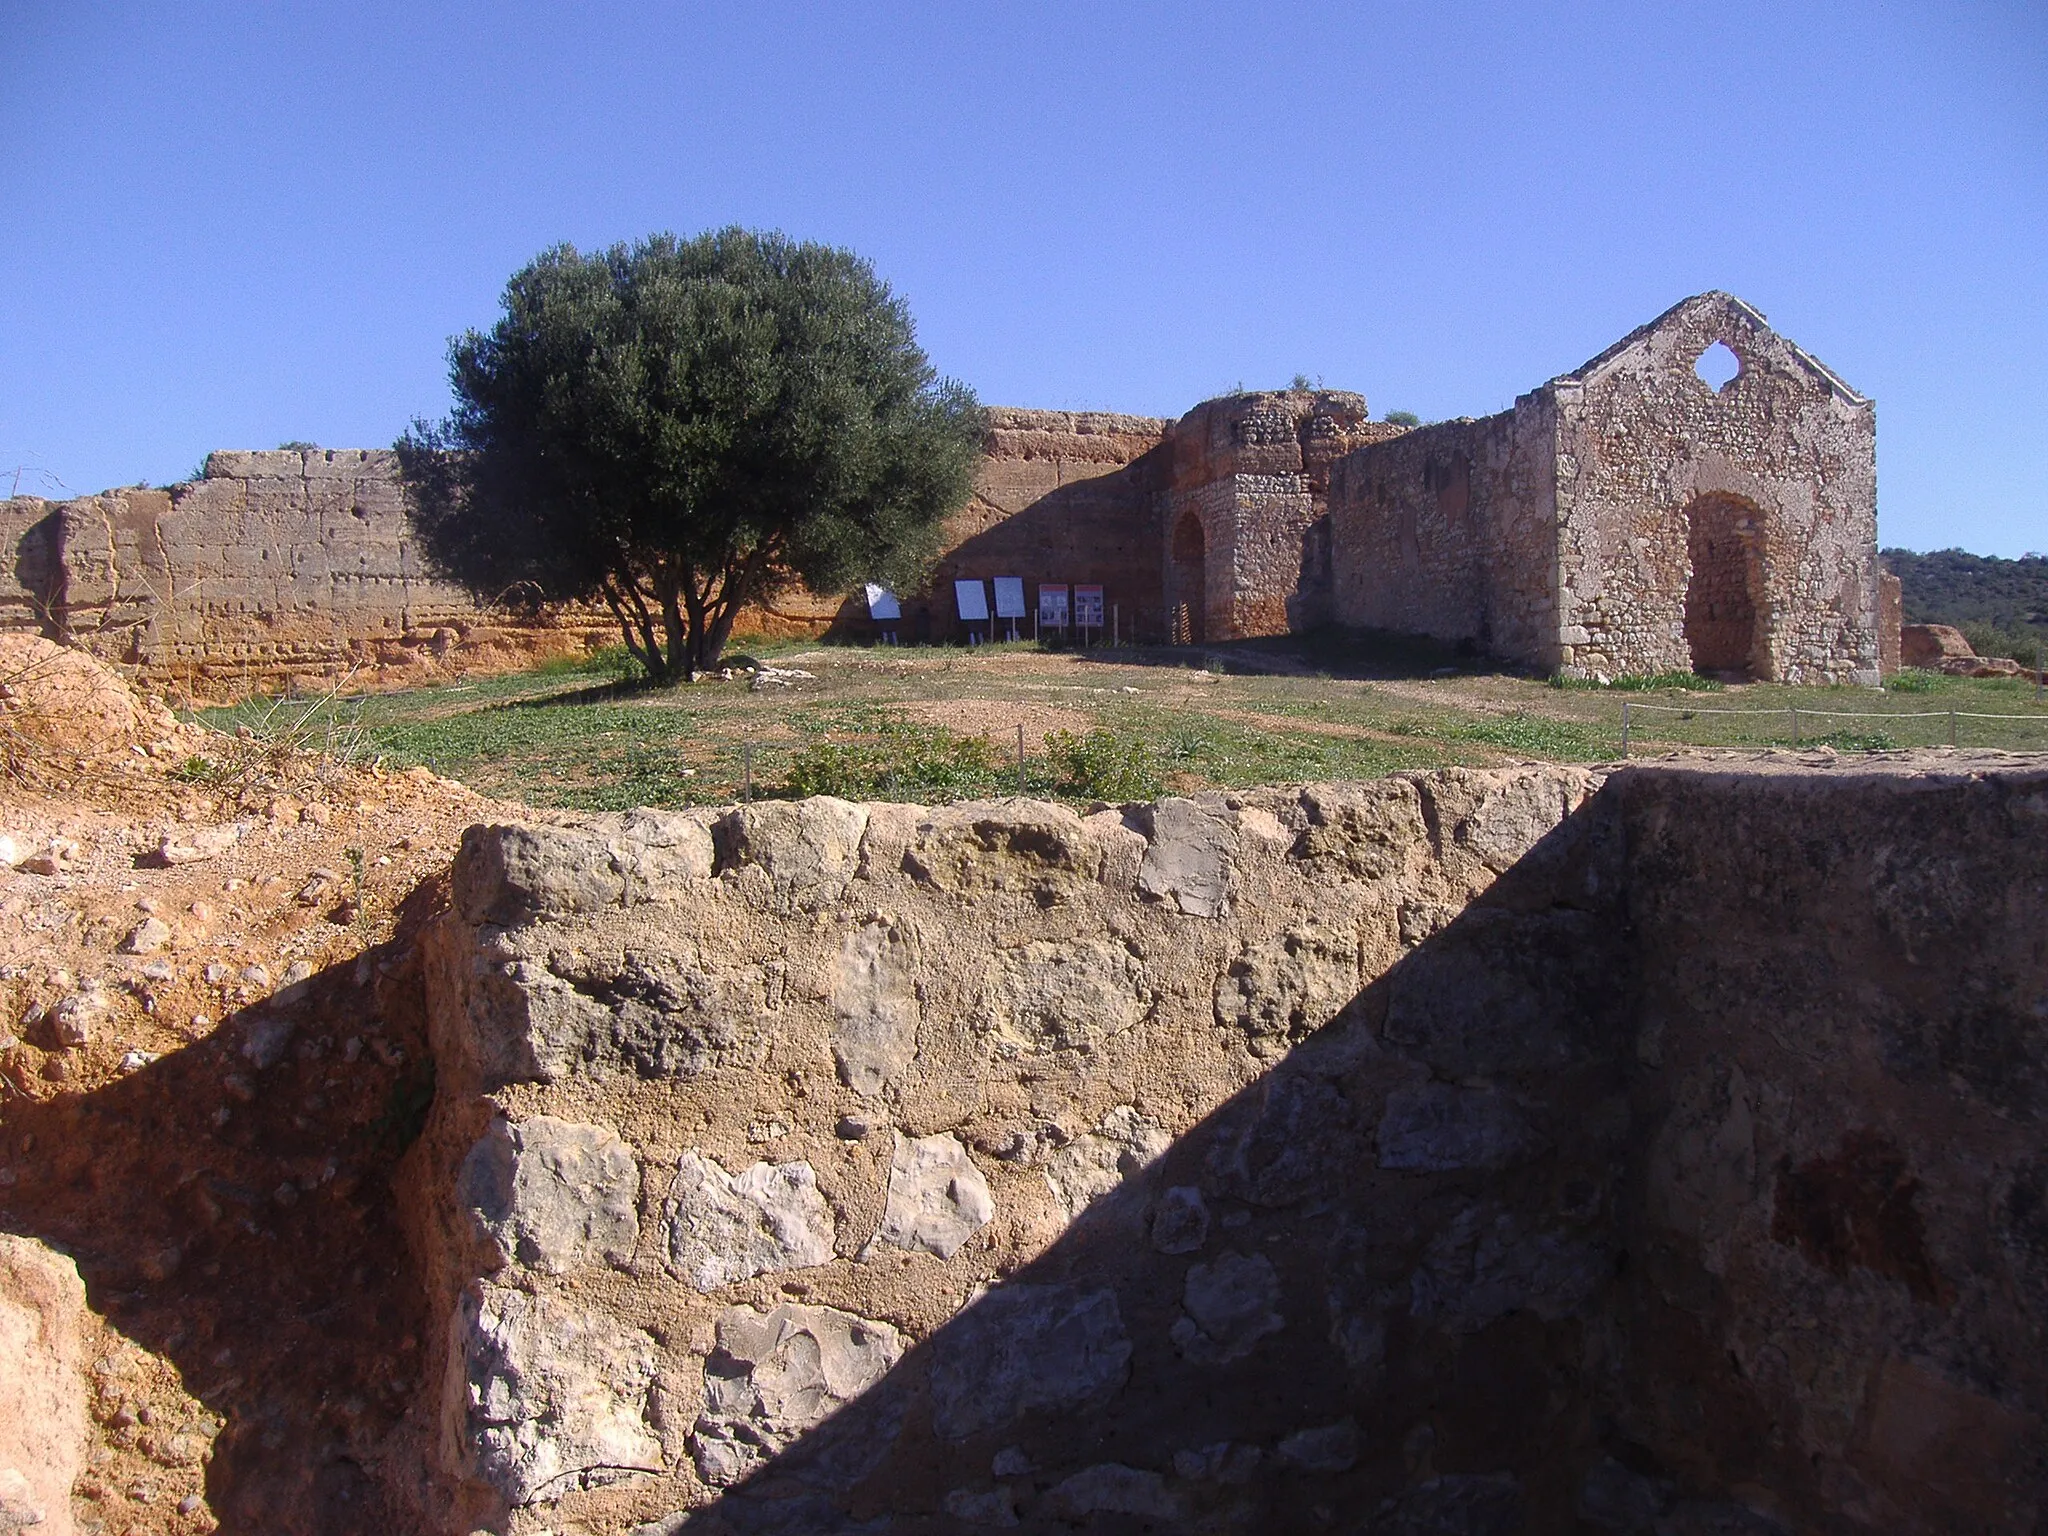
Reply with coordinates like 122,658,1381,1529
1883,547,2048,664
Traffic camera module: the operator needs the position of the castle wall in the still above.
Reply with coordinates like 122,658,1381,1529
1161,391,1394,641
1327,397,1562,664
402,758,2048,1534
1549,295,1881,683
907,409,1170,643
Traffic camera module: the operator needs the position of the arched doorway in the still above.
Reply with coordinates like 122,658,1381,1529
1683,493,1766,678
1168,511,1206,644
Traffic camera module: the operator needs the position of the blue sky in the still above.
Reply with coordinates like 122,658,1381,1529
3,2,2042,554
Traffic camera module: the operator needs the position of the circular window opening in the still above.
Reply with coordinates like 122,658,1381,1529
1694,341,1741,392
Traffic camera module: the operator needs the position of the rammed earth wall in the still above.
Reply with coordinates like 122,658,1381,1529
402,758,2047,1535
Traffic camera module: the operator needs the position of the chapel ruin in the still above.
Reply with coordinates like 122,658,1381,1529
0,292,1885,691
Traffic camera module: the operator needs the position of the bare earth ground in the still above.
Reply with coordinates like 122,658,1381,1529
0,690,500,1532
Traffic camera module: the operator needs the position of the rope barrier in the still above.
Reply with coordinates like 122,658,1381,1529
1613,703,2046,721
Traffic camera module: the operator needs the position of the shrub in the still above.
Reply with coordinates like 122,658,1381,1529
1044,728,1164,803
785,724,1004,801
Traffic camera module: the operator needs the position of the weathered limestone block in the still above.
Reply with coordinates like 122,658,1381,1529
691,1303,903,1487
929,1284,1132,1440
1133,796,1239,917
665,1152,836,1291
0,1236,89,1536
875,1132,994,1259
714,798,867,907
901,800,1110,900
1171,1250,1285,1363
453,812,715,928
1290,781,1430,882
1277,1418,1360,1473
1205,1067,1361,1207
829,918,920,1096
1407,1208,1608,1334
983,938,1147,1054
459,1115,641,1275
1043,1106,1170,1221
1214,927,1360,1057
1382,908,1625,1079
1376,1083,1548,1172
1150,1185,1211,1254
1042,1463,1182,1521
446,1284,662,1506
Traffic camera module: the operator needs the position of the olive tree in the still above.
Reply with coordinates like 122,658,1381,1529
397,229,982,680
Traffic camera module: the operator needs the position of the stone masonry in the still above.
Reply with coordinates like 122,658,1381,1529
0,292,1886,688
400,758,2047,1534
1330,293,1882,682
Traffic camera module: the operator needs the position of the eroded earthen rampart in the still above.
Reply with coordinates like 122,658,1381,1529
398,758,2047,1535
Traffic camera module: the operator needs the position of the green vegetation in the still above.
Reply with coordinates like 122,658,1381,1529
1383,410,1422,427
1551,670,1722,692
397,228,983,682
1886,547,2048,664
189,631,2048,812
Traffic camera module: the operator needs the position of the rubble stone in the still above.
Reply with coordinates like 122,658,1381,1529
691,1303,903,1487
459,1116,641,1276
665,1152,835,1291
446,1284,661,1506
875,1132,993,1259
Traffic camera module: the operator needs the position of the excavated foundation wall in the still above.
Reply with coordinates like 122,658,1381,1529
405,760,2046,1535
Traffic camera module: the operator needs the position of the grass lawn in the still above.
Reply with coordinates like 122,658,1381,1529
191,633,2048,811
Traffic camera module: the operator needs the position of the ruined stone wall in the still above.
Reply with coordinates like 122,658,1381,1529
911,409,1171,643
1549,294,1881,683
0,452,610,696
1162,392,1396,641
401,757,2047,1535
1328,407,1563,660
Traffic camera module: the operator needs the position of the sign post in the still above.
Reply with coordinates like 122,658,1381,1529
954,579,990,645
863,583,901,646
1074,584,1104,647
992,577,1026,643
1037,584,1069,641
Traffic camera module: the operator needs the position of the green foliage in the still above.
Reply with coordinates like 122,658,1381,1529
1382,410,1422,427
1553,669,1722,692
1885,547,2048,657
278,440,320,452
785,723,1005,801
1958,621,2044,668
397,229,984,682
1044,729,1164,802
1884,667,1943,693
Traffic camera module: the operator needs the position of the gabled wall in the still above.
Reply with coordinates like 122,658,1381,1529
1548,293,1881,683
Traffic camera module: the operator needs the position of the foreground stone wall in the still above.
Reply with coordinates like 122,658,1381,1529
404,757,2046,1535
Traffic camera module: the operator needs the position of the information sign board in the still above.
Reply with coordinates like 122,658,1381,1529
1037,584,1069,629
1074,584,1104,629
954,579,990,622
864,583,901,621
991,576,1026,619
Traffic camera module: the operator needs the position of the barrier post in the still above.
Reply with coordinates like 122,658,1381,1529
1016,724,1026,796
743,743,754,803
1949,709,1957,747
1790,706,1799,746
1620,700,1630,758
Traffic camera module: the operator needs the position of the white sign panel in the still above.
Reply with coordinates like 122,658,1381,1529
954,579,990,623
992,576,1027,619
1037,584,1069,629
864,583,901,621
1074,584,1104,628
